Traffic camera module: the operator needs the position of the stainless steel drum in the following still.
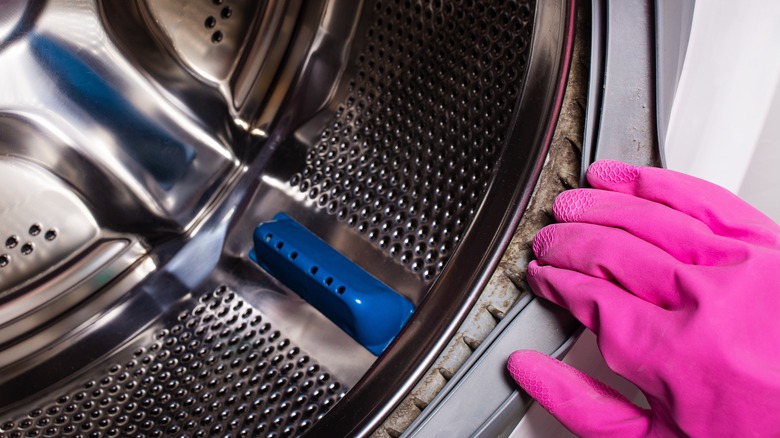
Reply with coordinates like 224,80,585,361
0,0,574,436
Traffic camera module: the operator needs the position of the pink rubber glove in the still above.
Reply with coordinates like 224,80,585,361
508,160,780,437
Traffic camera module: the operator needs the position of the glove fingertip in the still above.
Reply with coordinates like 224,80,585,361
507,350,557,412
524,261,568,305
532,225,556,258
507,349,549,375
586,160,641,188
508,350,652,437
553,189,596,223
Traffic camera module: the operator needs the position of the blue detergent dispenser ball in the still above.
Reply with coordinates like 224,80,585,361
250,213,415,355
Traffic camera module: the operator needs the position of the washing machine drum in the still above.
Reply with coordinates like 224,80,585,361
0,1,574,436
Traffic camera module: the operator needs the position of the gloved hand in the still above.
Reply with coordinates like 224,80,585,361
507,160,780,437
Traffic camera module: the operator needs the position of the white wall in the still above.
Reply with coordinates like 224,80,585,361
664,1,780,224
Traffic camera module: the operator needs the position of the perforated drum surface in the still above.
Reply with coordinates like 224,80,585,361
0,0,548,436
0,286,345,438
290,0,535,281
